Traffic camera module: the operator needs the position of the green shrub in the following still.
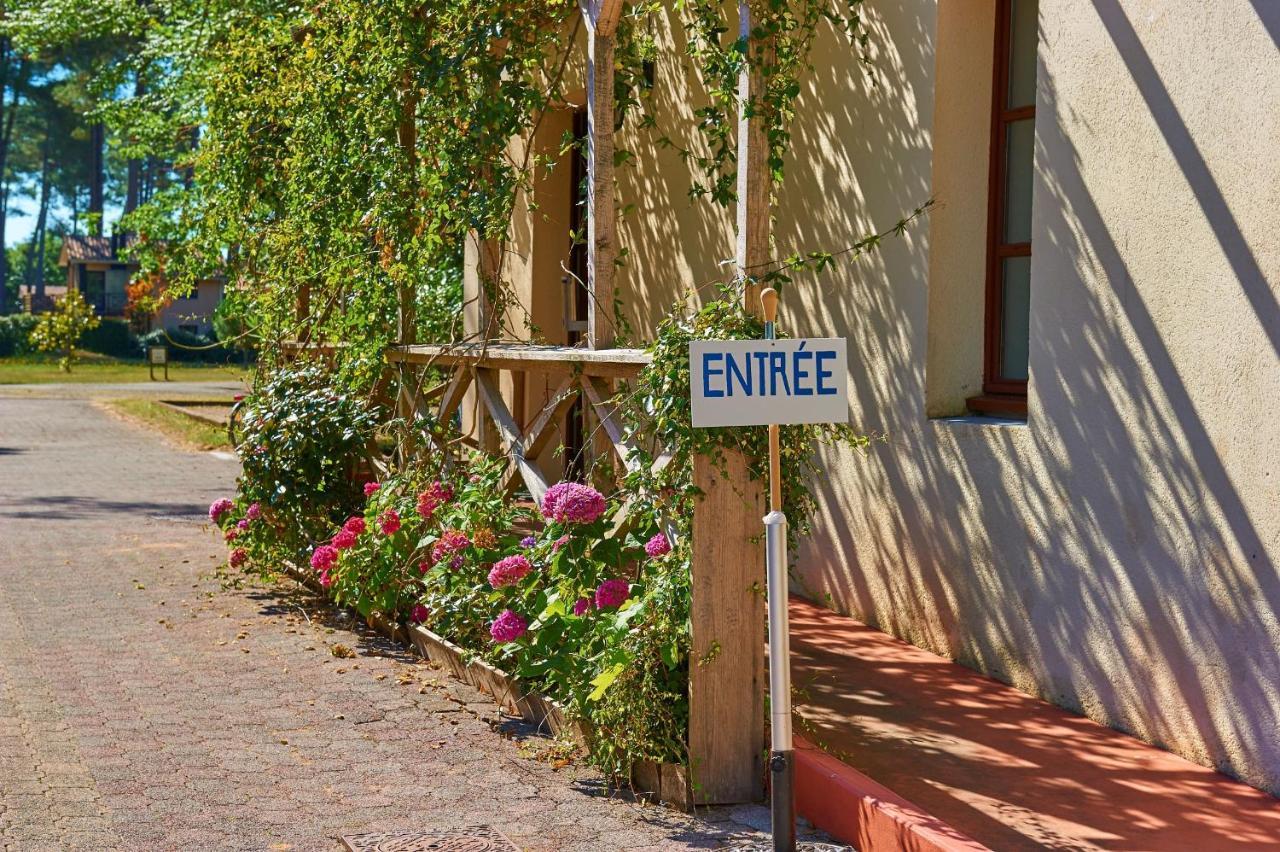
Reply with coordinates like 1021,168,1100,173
136,327,232,363
0,313,38,357
231,362,382,558
80,319,137,358
29,290,101,372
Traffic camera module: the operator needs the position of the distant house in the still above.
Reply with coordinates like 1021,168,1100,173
57,234,224,335
58,234,134,317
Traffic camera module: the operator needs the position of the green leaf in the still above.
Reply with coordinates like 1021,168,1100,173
588,662,625,702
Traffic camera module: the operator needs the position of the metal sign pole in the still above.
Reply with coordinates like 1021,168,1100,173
760,288,795,852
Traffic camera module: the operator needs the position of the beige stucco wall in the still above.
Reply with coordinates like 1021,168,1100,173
155,279,223,335
499,1,1280,792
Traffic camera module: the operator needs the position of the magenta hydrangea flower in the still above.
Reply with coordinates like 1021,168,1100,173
487,555,533,589
310,544,338,572
541,482,606,524
489,610,528,643
572,597,592,616
319,570,332,588
520,535,537,548
209,498,234,524
594,578,629,609
416,481,454,520
411,604,430,624
378,509,401,535
644,533,671,558
363,481,380,497
332,529,358,550
228,547,248,568
236,519,250,531
432,530,470,565
343,516,366,535
246,502,262,521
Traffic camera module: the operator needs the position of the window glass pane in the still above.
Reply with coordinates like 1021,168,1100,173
82,271,105,300
1007,0,1038,109
1004,118,1034,244
1000,255,1031,381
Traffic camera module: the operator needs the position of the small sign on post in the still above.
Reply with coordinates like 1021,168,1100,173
690,338,849,428
148,344,169,382
689,296,848,852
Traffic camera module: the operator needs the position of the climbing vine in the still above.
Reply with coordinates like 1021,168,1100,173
669,0,874,205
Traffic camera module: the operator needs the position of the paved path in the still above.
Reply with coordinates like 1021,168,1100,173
0,378,246,400
0,395,777,851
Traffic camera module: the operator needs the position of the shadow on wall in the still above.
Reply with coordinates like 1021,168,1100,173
796,0,1280,799
613,5,736,338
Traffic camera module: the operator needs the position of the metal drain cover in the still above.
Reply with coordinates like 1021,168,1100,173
340,827,519,852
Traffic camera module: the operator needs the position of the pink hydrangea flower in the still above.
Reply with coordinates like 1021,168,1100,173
310,544,338,572
209,498,234,524
489,610,528,643
487,555,533,589
332,529,358,550
594,578,630,610
552,534,570,553
223,528,239,543
343,516,366,535
572,597,592,616
378,509,401,535
319,570,332,588
644,533,671,558
411,604,430,623
416,481,454,520
246,502,262,521
541,482,606,524
228,547,248,568
236,519,250,531
363,482,380,497
432,530,470,565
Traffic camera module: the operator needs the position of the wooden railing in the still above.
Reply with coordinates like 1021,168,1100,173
380,340,765,805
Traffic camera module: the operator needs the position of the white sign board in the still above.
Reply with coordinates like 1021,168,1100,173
689,338,849,427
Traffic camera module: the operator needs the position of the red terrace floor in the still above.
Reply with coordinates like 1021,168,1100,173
786,598,1280,851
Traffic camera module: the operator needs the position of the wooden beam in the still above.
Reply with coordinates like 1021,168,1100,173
385,343,649,379
580,0,623,35
296,283,311,342
522,376,579,461
435,368,472,424
582,14,617,349
501,376,579,494
581,376,639,472
475,368,551,503
464,231,500,450
421,368,473,473
736,1,773,319
689,450,765,804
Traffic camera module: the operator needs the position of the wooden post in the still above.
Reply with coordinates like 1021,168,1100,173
463,232,501,451
689,451,765,804
580,0,622,349
296,283,311,343
736,0,773,319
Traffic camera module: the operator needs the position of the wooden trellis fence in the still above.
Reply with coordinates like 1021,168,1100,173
380,341,765,806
